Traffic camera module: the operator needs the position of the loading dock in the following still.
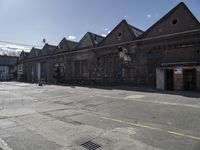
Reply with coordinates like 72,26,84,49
165,69,174,90
183,69,196,91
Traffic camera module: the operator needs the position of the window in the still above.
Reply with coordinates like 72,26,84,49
96,57,100,66
82,61,89,77
116,64,125,79
172,19,178,25
104,57,113,78
118,47,123,52
118,32,122,41
74,61,81,77
41,62,46,79
59,63,65,78
74,61,89,78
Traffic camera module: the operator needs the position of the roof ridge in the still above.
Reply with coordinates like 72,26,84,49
99,19,129,45
65,39,78,44
88,32,104,38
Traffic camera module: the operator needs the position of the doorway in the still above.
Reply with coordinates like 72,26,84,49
184,69,196,90
31,66,34,82
41,62,47,81
165,69,174,90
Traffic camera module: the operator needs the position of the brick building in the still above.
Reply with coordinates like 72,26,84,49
20,2,200,91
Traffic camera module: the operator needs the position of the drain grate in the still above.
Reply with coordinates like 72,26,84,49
81,141,101,150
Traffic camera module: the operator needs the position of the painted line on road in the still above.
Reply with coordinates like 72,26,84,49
101,116,200,141
101,116,160,131
96,94,200,109
168,131,200,140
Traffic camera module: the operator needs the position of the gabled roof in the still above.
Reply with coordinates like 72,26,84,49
20,50,29,60
128,24,144,38
65,39,78,50
0,55,18,66
54,38,78,53
140,2,200,38
38,44,56,57
88,32,104,46
99,19,143,46
75,32,104,49
27,47,41,59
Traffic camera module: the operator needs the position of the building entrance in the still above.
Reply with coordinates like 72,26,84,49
184,69,196,90
165,69,174,90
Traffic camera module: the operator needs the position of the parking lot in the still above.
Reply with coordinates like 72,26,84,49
0,82,200,150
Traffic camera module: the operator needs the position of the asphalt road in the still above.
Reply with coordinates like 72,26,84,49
0,82,200,150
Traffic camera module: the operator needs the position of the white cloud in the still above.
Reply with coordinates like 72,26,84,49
0,43,31,56
147,14,152,19
0,43,30,51
101,34,107,37
68,35,77,40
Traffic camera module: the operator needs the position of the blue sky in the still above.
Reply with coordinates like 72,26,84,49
0,0,199,49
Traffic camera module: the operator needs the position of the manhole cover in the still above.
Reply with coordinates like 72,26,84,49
81,141,101,150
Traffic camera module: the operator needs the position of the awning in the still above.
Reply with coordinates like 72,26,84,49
161,61,199,67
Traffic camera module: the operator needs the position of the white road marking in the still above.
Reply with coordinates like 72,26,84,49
168,131,200,140
124,95,145,99
95,94,200,109
101,116,200,141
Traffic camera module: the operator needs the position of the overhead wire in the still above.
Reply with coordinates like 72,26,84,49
0,40,43,48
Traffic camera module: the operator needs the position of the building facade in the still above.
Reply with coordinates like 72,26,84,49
0,55,18,81
20,2,200,91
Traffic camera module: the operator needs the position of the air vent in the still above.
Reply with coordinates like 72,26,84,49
81,141,101,150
